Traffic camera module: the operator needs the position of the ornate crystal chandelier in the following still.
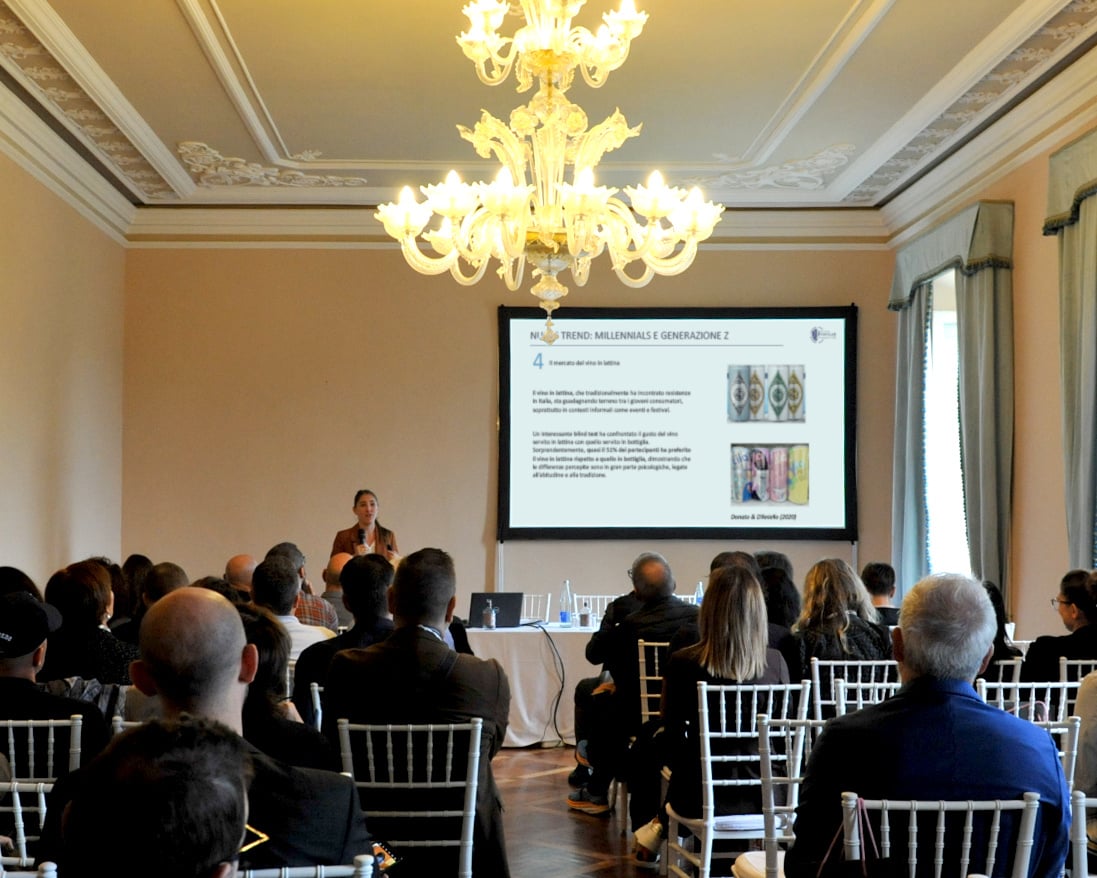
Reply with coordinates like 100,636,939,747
375,0,724,343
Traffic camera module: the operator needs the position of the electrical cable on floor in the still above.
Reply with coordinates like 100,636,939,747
523,621,567,745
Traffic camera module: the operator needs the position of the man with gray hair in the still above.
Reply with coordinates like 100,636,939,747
785,573,1069,877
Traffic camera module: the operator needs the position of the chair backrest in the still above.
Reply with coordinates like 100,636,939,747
990,657,1024,684
0,781,53,867
337,718,482,878
756,714,828,878
1033,716,1081,793
841,790,1041,878
1060,658,1097,713
637,640,671,726
809,658,899,721
240,855,373,878
833,677,902,717
309,682,323,732
1070,789,1097,878
521,592,551,623
571,594,618,619
285,659,297,699
3,718,83,783
697,681,812,828
110,716,142,736
975,678,1079,723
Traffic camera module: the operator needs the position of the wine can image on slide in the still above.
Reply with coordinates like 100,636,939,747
766,366,789,422
788,365,806,421
788,445,809,504
751,447,770,501
748,366,766,420
727,366,750,422
769,447,789,502
731,446,752,502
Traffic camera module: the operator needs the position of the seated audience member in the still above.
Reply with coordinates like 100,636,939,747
761,566,801,631
677,552,799,680
568,552,699,816
113,561,190,644
39,559,140,685
193,575,247,605
252,555,334,661
41,587,371,870
861,561,899,626
292,553,395,727
0,566,40,599
791,558,891,682
979,580,1023,680
266,542,339,631
1020,568,1097,681
569,581,643,789
238,605,338,771
754,550,794,582
0,592,110,775
116,553,153,625
319,552,356,630
224,554,257,601
784,574,1069,877
61,715,252,878
632,564,790,862
325,547,511,878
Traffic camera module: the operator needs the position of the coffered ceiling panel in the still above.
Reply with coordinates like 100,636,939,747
2,0,1096,241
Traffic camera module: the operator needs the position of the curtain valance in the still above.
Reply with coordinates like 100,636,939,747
889,201,1013,310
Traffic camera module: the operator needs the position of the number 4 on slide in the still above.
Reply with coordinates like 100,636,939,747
533,353,543,369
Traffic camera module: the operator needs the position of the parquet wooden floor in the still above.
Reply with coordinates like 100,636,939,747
495,744,638,877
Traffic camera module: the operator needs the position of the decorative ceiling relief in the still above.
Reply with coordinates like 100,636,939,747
177,141,368,188
695,144,856,191
846,0,1097,204
0,1,175,200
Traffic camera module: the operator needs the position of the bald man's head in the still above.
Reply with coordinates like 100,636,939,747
224,555,257,588
136,588,249,713
324,553,353,589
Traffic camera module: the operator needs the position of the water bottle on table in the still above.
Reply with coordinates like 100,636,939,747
559,579,573,626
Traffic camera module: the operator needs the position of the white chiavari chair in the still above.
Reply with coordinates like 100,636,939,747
808,658,899,721
241,856,373,878
976,678,1079,723
337,719,482,878
840,791,1041,878
832,677,902,717
521,593,551,623
664,681,811,878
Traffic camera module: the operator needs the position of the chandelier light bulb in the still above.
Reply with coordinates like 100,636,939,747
377,0,723,343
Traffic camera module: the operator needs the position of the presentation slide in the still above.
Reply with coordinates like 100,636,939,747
498,306,858,541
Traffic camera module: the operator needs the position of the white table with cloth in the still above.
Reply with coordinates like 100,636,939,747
465,623,598,747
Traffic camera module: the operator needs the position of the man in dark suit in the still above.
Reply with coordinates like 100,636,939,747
785,574,1069,877
1020,568,1097,681
40,587,371,871
292,552,396,726
325,547,512,878
568,552,699,816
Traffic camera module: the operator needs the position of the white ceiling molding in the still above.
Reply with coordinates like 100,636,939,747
0,82,135,242
732,0,896,167
3,0,194,197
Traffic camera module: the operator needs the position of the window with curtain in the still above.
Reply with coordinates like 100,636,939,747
923,270,972,577
890,202,1014,599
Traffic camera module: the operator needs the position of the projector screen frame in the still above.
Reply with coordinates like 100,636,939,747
497,305,859,542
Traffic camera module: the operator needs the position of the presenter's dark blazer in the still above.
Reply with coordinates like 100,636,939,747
324,625,511,877
783,676,1070,878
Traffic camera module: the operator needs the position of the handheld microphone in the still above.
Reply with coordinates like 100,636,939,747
358,527,366,546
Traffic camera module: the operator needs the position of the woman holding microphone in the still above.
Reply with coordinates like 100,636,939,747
330,489,399,560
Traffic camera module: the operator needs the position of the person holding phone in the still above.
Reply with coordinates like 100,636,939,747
330,489,399,560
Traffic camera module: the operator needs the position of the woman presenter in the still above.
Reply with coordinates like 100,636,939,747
330,489,399,560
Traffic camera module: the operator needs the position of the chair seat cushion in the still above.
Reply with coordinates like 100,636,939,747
732,848,785,878
713,813,766,832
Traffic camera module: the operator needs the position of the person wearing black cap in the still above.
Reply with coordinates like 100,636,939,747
0,592,110,776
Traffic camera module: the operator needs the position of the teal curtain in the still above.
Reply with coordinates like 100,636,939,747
1044,128,1097,568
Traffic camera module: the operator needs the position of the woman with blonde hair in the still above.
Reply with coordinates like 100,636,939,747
791,557,891,681
632,564,789,862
